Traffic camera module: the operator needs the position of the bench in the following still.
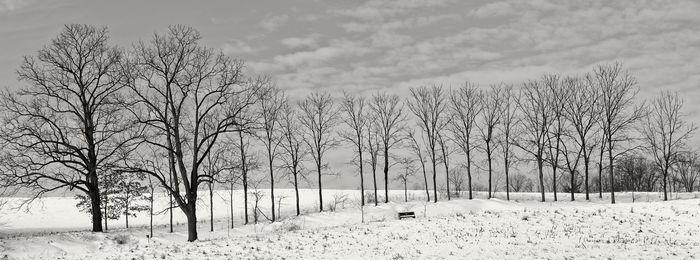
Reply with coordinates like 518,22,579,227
398,211,416,219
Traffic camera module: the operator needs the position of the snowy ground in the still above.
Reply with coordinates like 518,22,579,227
2,190,700,259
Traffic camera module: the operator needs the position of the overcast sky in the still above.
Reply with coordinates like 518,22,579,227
1,0,699,189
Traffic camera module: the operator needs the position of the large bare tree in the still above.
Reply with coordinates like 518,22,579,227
543,74,566,202
340,92,368,206
369,92,406,203
298,91,339,212
448,82,482,200
594,62,643,204
257,85,285,221
121,25,263,241
279,103,308,216
499,85,520,201
563,75,600,200
0,24,141,232
407,85,449,203
516,78,553,202
641,91,696,200
479,85,503,199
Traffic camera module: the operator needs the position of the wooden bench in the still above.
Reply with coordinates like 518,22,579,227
398,211,416,219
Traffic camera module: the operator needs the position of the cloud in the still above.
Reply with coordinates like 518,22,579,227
221,40,256,55
259,14,289,31
0,0,27,13
280,35,320,50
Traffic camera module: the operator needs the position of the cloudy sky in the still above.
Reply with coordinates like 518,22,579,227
1,0,699,188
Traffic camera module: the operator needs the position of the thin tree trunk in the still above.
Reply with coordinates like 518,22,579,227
538,157,545,202
230,183,234,229
570,169,575,201
420,161,429,202
240,132,249,224
384,147,389,203
505,157,510,201
487,143,493,199
432,157,437,203
149,187,154,238
210,182,214,232
372,166,378,206
584,156,590,200
359,152,365,206
404,181,408,202
103,193,108,231
608,138,615,204
294,171,300,216
269,156,275,222
169,169,174,233
467,153,473,200
317,153,323,212
125,186,130,229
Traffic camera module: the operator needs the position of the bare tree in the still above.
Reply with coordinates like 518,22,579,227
0,24,141,232
499,85,520,201
515,78,553,202
366,121,381,205
406,128,430,202
448,82,482,199
563,76,600,200
298,92,339,212
641,91,696,200
479,84,503,199
396,157,415,202
595,62,644,204
543,75,566,201
121,26,263,241
279,103,308,216
674,151,700,192
369,92,406,203
437,131,454,200
407,85,449,203
340,92,368,206
257,85,285,221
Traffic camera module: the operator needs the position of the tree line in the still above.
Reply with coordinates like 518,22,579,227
0,24,697,242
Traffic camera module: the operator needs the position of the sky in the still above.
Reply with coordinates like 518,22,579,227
1,0,699,191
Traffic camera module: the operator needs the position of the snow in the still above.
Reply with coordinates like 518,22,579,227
2,190,700,259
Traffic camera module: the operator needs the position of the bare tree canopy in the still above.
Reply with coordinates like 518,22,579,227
0,24,142,232
298,91,339,212
340,92,368,206
407,85,449,203
257,84,286,221
448,82,482,200
641,90,697,200
594,62,644,204
479,84,503,199
120,25,263,241
369,92,406,203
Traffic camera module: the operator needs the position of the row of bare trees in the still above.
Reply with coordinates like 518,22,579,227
0,24,696,242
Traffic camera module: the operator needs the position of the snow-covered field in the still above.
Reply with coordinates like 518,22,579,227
2,190,700,259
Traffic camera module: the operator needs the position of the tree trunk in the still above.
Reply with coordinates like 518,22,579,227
169,169,174,233
607,139,615,204
538,157,545,202
443,151,450,201
317,155,323,212
584,156,590,200
230,183,234,229
487,142,492,199
269,155,276,222
149,187,154,238
570,169,575,201
294,171,300,216
186,192,198,242
553,165,558,201
384,147,389,203
88,189,103,232
210,182,214,232
125,186,130,229
359,152,365,206
505,157,510,201
103,193,109,231
467,153,473,200
663,170,668,201
404,181,408,202
372,166,378,206
420,162,429,202
432,157,437,203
